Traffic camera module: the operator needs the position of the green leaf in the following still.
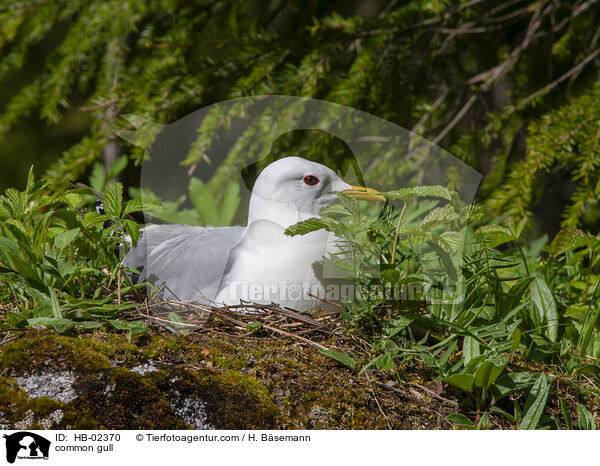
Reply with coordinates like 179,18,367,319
0,237,39,282
420,204,458,229
8,312,28,328
53,227,80,250
373,352,395,371
48,287,63,319
126,320,148,335
123,198,163,217
427,240,458,281
83,212,108,227
27,317,75,333
285,218,330,236
89,162,106,192
476,225,515,247
506,276,535,309
105,156,128,182
519,373,550,430
447,413,474,429
189,177,217,225
577,404,596,430
25,166,35,194
104,183,123,218
560,399,572,430
462,336,480,365
550,228,589,256
577,282,600,358
318,348,356,369
386,185,453,202
108,319,128,330
122,219,141,245
474,357,507,390
443,373,475,391
531,277,558,341
219,182,241,226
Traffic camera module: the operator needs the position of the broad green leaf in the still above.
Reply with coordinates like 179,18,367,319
577,284,600,357
531,277,558,341
8,312,28,328
488,372,536,399
189,177,217,225
27,317,75,333
443,373,475,391
476,225,514,247
89,162,106,192
427,241,458,281
219,182,241,226
73,321,103,329
519,373,550,430
577,404,596,430
439,231,464,252
386,315,413,338
550,228,589,256
506,276,535,309
108,319,128,330
0,237,39,281
123,198,163,217
246,322,263,332
318,348,357,370
60,192,82,207
462,336,480,365
48,287,63,319
513,217,528,239
83,212,108,227
373,353,395,371
104,183,123,217
126,320,148,335
386,185,453,202
476,412,491,429
105,156,128,182
53,227,80,250
420,204,458,229
122,219,141,246
474,357,507,390
285,218,330,236
447,413,474,428
489,406,517,425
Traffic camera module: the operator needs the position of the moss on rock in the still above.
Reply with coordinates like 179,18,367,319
0,332,279,429
0,329,443,429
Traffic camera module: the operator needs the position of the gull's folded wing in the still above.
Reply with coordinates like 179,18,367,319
125,224,245,303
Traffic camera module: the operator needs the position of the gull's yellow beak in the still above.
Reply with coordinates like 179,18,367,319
342,185,386,201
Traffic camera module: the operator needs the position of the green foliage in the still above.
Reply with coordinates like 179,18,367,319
488,82,600,230
289,189,600,429
1,0,599,236
0,167,156,338
129,176,241,226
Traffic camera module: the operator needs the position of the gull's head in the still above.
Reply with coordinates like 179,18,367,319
248,156,384,228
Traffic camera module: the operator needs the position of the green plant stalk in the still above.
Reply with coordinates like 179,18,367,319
515,240,531,276
577,280,600,358
390,200,407,265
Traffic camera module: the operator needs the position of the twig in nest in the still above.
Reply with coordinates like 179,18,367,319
261,323,329,351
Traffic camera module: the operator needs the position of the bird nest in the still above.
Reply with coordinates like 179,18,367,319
136,296,350,351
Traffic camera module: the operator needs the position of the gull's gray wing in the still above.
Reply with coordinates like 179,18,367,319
124,224,245,303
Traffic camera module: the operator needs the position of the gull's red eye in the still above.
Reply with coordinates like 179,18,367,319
303,175,319,186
